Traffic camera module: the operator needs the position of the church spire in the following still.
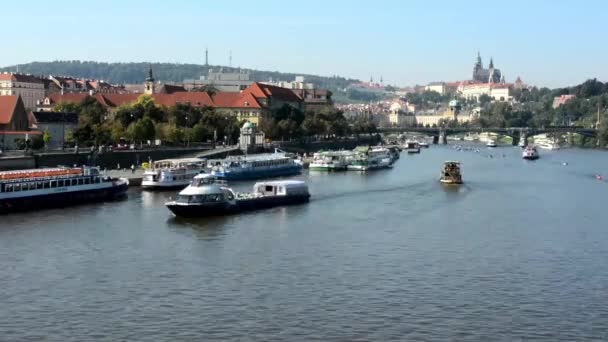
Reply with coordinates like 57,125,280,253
489,57,494,69
146,64,154,82
476,51,482,68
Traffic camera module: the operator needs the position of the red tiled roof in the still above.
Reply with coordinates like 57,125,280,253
0,96,19,124
0,130,42,135
47,91,264,110
244,82,302,103
212,92,262,108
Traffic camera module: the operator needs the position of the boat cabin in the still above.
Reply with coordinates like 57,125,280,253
253,180,309,197
175,174,234,204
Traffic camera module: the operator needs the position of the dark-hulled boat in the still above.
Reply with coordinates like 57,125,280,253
0,166,128,214
165,174,310,218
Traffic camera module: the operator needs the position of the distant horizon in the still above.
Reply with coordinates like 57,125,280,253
2,0,608,88
2,59,605,90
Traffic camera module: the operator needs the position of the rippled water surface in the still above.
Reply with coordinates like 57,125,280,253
1,146,608,341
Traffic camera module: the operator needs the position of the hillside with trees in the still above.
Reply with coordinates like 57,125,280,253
0,61,359,94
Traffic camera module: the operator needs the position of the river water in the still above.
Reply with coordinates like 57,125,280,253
1,145,608,341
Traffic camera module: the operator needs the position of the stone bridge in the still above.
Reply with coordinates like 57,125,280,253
377,126,598,145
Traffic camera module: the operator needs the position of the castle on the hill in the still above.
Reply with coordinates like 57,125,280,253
472,52,505,84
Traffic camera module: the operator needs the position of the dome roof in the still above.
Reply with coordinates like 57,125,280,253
242,121,253,129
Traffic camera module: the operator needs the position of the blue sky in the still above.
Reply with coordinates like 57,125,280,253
3,0,607,87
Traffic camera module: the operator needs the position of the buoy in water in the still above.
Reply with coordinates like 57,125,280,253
596,174,603,181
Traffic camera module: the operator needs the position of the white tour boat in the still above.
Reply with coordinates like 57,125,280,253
309,151,352,171
0,166,128,214
142,158,207,189
486,139,497,148
347,146,393,171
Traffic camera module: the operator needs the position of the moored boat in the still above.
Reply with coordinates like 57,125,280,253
522,145,539,160
347,146,392,171
419,141,430,148
405,140,421,154
165,174,310,217
309,151,352,171
439,161,463,184
210,151,302,181
142,158,207,189
0,166,128,214
486,139,497,148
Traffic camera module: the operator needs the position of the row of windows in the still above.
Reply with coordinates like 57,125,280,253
249,159,290,168
1,177,104,193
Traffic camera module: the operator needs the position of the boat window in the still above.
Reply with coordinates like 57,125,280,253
44,181,50,189
78,178,84,185
71,179,77,186
14,184,21,192
95,177,100,184
265,185,274,192
58,180,64,187
84,178,90,185
29,183,36,190
3,184,9,192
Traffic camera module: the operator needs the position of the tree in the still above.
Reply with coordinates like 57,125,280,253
190,84,219,97
73,124,94,145
42,130,51,150
478,94,492,105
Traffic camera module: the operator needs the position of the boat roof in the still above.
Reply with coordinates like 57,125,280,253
227,153,291,161
179,183,225,196
444,161,461,164
193,173,216,180
154,158,205,164
254,180,307,187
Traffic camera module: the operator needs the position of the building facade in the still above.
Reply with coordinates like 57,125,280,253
0,73,45,110
425,82,447,95
183,68,252,92
459,83,512,102
30,111,78,149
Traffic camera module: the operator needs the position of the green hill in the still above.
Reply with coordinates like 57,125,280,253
0,60,359,91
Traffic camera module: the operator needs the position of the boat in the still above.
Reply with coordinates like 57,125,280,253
347,146,393,171
536,141,560,150
405,140,421,154
142,158,207,189
486,139,497,148
165,174,310,217
211,150,302,181
387,146,401,162
522,145,539,160
419,141,430,148
309,151,352,171
439,161,463,185
533,134,561,150
0,166,128,214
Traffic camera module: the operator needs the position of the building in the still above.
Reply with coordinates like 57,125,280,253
30,111,78,149
242,82,304,112
459,83,512,102
0,95,41,149
0,73,45,110
183,67,252,92
46,76,125,96
472,52,504,84
414,100,472,126
239,122,265,153
262,76,314,90
552,94,576,109
290,88,333,111
212,92,264,124
388,101,416,126
425,82,447,95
